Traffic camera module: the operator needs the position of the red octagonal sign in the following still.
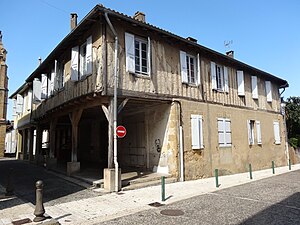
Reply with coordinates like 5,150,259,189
116,125,127,138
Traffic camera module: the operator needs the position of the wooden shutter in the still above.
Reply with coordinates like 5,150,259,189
251,76,258,99
225,119,231,145
265,81,272,102
125,32,135,73
196,54,201,85
211,62,217,90
247,120,252,145
71,46,79,81
180,51,188,83
48,73,53,97
16,94,23,114
12,99,17,116
237,70,245,96
191,115,203,149
53,60,58,92
86,36,93,75
27,90,32,111
147,36,151,76
224,66,229,92
273,121,281,144
41,74,48,99
256,121,262,144
218,118,225,145
33,78,41,104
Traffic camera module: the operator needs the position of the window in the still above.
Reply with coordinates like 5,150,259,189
180,51,200,85
218,118,231,147
247,120,262,145
191,115,204,149
56,61,65,90
273,121,281,144
251,76,258,99
211,62,229,92
237,70,245,96
265,81,272,102
71,36,92,81
125,32,151,76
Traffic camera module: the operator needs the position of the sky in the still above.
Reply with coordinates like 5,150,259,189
1,0,300,120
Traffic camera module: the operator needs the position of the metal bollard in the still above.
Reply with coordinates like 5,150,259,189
161,176,166,202
33,180,46,222
289,159,291,170
272,161,275,174
249,164,253,180
5,168,14,196
215,169,220,188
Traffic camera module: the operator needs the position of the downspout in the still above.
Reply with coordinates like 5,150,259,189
280,87,290,165
104,12,119,192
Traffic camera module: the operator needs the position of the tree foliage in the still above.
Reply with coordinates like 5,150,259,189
286,97,300,146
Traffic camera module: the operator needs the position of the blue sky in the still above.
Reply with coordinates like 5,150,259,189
1,0,300,120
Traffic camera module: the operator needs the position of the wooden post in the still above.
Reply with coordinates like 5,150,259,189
28,128,34,162
35,125,43,164
49,118,57,158
69,109,83,162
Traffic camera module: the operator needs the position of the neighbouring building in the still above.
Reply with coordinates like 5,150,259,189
0,31,9,157
10,5,289,191
5,121,16,155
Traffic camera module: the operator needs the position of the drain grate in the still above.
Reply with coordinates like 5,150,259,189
148,202,165,207
160,209,184,216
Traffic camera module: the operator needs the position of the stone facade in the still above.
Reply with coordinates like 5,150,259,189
0,31,8,157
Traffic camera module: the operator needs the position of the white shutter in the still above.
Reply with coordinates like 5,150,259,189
237,70,245,96
33,78,41,104
180,51,188,83
41,74,48,99
27,90,32,111
256,121,262,144
71,46,79,81
247,120,251,145
125,32,135,73
12,99,17,116
147,36,151,76
191,115,203,149
218,118,225,145
211,62,217,90
265,81,272,102
53,60,59,92
16,94,23,114
273,121,281,144
224,66,229,92
225,119,231,145
251,76,258,99
48,73,53,97
196,54,201,85
86,36,93,75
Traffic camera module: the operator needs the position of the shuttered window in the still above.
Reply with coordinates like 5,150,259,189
251,76,258,99
273,121,281,144
41,74,48,99
237,70,245,96
33,78,41,104
256,121,262,144
247,120,262,145
211,62,228,92
191,115,204,149
265,81,272,102
180,51,199,84
218,118,231,147
16,94,23,114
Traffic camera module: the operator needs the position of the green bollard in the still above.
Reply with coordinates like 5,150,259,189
161,176,165,202
289,159,291,170
249,164,253,180
272,161,275,174
215,169,219,188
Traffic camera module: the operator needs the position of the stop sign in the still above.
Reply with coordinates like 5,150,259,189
116,125,126,138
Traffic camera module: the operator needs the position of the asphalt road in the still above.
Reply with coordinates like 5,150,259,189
0,159,99,207
100,170,300,225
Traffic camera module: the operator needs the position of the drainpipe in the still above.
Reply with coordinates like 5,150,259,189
280,88,290,165
104,12,119,192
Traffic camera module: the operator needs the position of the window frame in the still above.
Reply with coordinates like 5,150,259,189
216,64,224,91
134,37,149,75
186,54,197,84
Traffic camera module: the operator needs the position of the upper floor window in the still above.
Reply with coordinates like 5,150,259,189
180,51,199,85
265,81,272,102
218,118,231,147
211,62,229,92
125,32,151,76
237,70,245,96
251,76,258,99
71,36,93,81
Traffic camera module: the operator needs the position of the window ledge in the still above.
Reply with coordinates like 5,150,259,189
131,73,151,79
182,82,199,87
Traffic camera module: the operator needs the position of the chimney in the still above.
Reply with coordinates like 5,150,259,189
38,57,42,66
70,13,78,30
187,37,197,43
226,50,234,58
133,11,146,23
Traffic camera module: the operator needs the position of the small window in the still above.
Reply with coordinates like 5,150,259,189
211,62,229,92
273,121,281,144
186,54,196,84
135,38,148,74
247,120,262,145
218,118,231,147
80,42,87,77
191,115,204,149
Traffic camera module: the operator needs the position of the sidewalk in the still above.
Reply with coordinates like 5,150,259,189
1,164,299,225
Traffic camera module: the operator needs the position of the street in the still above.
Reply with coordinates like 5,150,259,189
101,170,300,225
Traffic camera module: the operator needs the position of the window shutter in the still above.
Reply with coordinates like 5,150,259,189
125,32,135,73
237,70,245,96
196,54,201,85
53,60,58,92
180,51,188,83
247,120,251,145
256,121,262,144
48,73,54,97
211,62,217,89
16,94,23,114
41,74,48,99
265,81,272,102
224,66,229,92
71,46,79,81
251,76,258,99
191,115,200,149
86,36,93,75
218,118,225,145
33,78,41,104
27,90,32,111
147,36,151,76
273,121,281,144
12,99,17,116
225,119,231,145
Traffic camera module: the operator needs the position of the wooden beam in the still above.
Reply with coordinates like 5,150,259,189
69,109,83,162
117,98,129,114
101,104,109,121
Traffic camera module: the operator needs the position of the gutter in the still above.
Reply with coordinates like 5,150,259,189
104,12,119,192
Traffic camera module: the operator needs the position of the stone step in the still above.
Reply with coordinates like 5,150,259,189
121,177,177,191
